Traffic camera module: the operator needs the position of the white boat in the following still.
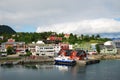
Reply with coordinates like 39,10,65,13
54,55,76,66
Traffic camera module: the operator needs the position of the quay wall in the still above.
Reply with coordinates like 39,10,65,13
88,54,120,60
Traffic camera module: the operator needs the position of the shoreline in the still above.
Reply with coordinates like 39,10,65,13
1,54,120,65
0,56,54,65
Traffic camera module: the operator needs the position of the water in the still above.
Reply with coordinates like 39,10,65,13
0,60,120,80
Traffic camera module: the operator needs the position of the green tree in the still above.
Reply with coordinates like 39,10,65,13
81,34,84,40
25,49,32,56
95,34,100,39
68,33,78,44
84,35,90,42
91,35,95,40
7,46,15,55
96,44,100,54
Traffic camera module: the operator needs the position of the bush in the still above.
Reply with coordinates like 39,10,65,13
25,51,32,56
7,46,16,55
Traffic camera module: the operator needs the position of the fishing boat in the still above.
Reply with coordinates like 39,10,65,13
54,55,76,66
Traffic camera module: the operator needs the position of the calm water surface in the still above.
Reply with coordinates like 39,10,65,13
0,60,120,80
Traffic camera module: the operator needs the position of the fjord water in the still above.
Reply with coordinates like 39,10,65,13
0,60,120,80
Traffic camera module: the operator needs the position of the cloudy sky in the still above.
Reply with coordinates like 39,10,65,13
0,0,120,34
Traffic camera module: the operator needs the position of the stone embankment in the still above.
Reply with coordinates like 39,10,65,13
0,56,54,66
19,56,54,64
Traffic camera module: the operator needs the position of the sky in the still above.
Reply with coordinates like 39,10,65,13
0,0,120,34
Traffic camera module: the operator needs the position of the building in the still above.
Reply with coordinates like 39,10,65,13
64,34,70,38
59,43,69,50
44,34,62,44
27,43,37,55
112,39,120,54
28,42,72,57
28,43,61,57
59,49,87,60
87,43,97,55
35,44,55,56
1,38,26,53
0,36,3,40
100,41,117,54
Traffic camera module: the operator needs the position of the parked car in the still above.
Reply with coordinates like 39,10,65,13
88,51,97,55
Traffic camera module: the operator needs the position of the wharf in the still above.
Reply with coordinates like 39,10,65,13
76,59,100,66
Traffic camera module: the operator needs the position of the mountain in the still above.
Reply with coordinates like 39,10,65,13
0,25,16,34
99,32,120,38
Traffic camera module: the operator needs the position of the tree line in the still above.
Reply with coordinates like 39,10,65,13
0,32,110,44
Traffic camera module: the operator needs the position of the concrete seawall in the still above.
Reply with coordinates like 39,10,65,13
0,56,54,66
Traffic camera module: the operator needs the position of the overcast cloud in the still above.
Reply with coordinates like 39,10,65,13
0,0,120,33
36,18,120,34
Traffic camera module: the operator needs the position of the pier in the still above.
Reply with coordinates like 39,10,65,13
76,59,100,66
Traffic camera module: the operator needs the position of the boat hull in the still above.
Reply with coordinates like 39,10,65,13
54,60,76,66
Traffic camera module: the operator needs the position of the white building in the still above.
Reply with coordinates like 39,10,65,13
100,41,117,54
36,45,54,56
28,43,61,57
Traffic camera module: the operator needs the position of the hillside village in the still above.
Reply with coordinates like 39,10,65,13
0,32,120,58
0,25,120,60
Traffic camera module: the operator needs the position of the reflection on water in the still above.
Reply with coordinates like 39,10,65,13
0,65,14,68
0,60,120,80
55,64,86,76
0,63,86,74
23,63,54,70
55,65,69,72
23,63,86,74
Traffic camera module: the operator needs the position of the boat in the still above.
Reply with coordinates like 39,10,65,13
54,55,76,66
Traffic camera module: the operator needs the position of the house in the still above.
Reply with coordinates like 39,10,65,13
87,43,97,55
64,34,70,38
1,38,26,54
70,50,87,60
44,33,62,44
59,43,69,50
100,41,117,54
58,49,87,60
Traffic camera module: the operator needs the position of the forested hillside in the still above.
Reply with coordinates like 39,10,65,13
0,31,110,44
0,25,16,34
